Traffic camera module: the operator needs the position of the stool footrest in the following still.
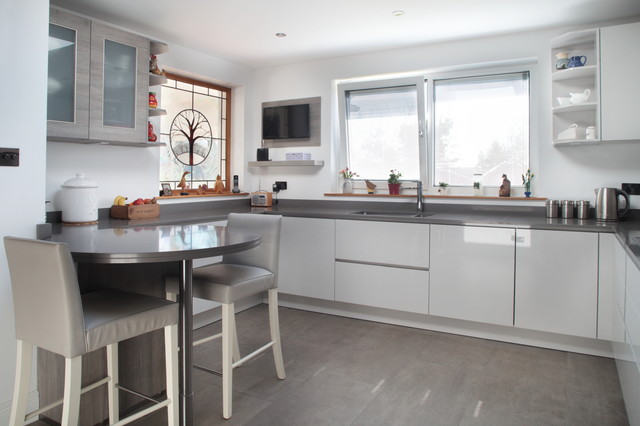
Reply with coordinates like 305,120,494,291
233,341,274,369
111,399,170,426
26,376,111,420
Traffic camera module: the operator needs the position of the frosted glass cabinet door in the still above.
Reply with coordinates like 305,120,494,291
47,7,90,139
89,22,149,143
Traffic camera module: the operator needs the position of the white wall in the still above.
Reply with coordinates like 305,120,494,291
45,18,255,211
251,21,640,208
0,0,49,421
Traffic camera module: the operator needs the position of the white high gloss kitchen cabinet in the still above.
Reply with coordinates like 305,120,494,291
335,220,429,268
600,22,640,141
597,233,627,340
515,229,598,338
334,220,429,313
278,217,335,300
430,225,515,326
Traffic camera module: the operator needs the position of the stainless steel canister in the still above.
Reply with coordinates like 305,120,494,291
561,200,574,218
576,200,590,219
546,200,559,218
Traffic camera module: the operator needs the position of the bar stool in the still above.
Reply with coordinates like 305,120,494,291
4,237,179,426
166,213,285,420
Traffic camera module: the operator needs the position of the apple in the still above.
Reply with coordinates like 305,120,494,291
132,198,144,205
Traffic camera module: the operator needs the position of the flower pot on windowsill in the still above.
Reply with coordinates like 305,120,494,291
388,183,401,195
342,179,354,194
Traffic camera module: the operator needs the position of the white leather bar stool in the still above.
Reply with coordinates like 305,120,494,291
166,213,285,420
4,237,179,426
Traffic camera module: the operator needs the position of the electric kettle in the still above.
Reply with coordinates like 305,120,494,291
594,187,630,221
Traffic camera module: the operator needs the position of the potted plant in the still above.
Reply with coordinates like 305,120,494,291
522,169,534,197
388,169,402,195
339,167,358,193
438,182,449,195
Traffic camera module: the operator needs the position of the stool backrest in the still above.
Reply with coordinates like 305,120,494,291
223,214,282,279
4,237,86,358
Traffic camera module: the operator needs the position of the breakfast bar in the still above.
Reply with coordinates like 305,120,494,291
49,222,261,426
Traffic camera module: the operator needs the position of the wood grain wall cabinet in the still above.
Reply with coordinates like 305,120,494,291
47,7,91,139
47,7,159,146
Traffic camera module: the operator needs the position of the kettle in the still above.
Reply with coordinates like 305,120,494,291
594,187,630,221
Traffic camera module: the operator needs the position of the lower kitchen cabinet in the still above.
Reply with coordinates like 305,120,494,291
430,224,515,326
335,261,429,314
278,216,335,300
515,229,598,338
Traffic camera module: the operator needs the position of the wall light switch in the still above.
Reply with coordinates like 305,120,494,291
622,183,640,196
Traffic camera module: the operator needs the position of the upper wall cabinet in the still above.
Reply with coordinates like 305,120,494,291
88,22,149,143
551,28,600,145
600,22,640,142
48,7,91,139
47,7,158,146
551,22,640,145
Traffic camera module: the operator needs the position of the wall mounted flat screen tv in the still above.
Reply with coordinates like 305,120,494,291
262,104,310,140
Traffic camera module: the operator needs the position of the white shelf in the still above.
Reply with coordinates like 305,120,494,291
552,102,598,113
148,108,167,117
150,40,168,55
248,160,324,167
48,136,166,147
149,73,167,86
552,65,597,81
553,138,599,146
551,28,599,49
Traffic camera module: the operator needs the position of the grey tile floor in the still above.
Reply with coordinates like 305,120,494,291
35,304,631,425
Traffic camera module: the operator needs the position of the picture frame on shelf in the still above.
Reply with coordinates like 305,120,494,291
161,183,172,196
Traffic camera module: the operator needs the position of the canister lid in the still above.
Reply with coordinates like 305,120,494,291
546,199,559,205
576,200,590,206
561,200,574,205
62,173,98,188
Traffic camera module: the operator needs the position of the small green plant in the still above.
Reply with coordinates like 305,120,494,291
522,169,534,192
388,169,402,184
438,182,449,188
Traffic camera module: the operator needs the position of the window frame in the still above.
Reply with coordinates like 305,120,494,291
336,60,538,193
161,72,232,190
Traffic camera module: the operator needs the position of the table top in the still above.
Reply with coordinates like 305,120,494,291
49,222,261,264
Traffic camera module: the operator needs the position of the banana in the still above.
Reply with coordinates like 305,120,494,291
113,195,127,206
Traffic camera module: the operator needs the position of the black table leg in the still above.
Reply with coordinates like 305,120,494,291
179,259,193,426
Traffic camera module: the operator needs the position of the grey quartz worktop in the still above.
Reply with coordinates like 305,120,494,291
48,198,640,269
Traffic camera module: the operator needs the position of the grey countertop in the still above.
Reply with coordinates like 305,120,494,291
49,198,640,270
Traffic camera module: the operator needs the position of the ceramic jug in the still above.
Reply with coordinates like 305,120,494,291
568,55,587,68
555,52,569,70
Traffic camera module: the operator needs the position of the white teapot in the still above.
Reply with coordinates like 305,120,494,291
569,89,591,104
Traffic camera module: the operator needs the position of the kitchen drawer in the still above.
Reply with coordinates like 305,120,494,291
335,220,429,268
335,262,429,314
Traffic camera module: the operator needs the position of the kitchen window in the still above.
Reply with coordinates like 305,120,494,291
433,72,530,187
158,73,231,190
338,67,531,190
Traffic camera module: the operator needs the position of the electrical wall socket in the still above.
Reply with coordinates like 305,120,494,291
0,148,19,167
275,181,287,190
622,183,640,196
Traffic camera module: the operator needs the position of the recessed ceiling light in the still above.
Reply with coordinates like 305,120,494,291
275,32,287,38
392,10,405,17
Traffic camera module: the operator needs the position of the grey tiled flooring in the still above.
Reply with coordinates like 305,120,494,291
34,304,630,425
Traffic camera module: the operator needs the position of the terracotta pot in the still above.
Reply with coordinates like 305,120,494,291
388,183,401,195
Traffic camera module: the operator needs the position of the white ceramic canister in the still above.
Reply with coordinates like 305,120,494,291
61,173,98,224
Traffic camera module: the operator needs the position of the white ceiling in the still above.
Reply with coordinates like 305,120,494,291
51,0,640,69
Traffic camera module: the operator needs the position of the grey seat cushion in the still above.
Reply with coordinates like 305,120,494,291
166,264,275,304
83,289,178,353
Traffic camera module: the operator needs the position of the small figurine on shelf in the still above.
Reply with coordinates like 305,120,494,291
149,54,165,75
148,92,158,108
365,180,377,194
522,169,534,197
178,171,190,190
148,122,157,142
499,174,511,197
213,175,225,194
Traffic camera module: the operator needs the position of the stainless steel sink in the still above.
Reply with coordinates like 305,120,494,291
348,210,433,218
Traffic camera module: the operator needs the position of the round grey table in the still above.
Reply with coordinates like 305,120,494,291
50,222,261,426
